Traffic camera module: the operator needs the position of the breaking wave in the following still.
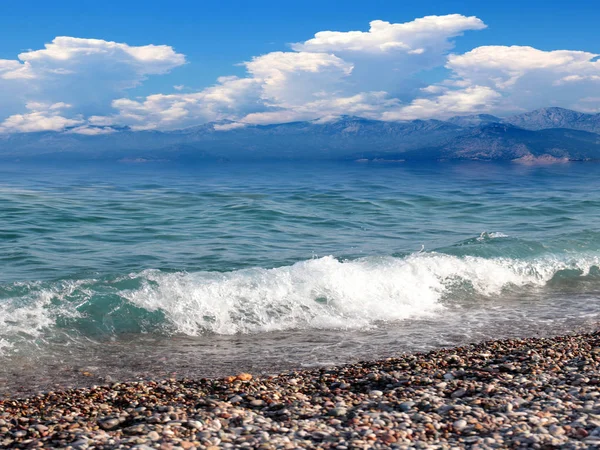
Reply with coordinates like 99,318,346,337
2,249,600,353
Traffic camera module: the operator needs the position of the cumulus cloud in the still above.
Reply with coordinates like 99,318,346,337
383,86,501,120
97,76,264,130
243,92,401,125
99,14,486,129
290,14,487,99
0,102,83,133
66,126,117,135
16,37,184,75
101,52,355,130
3,15,600,133
293,15,486,54
0,37,185,121
213,122,247,131
414,46,600,116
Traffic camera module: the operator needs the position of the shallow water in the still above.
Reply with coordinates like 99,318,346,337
1,160,600,396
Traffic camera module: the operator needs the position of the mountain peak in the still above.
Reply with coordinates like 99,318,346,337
446,114,502,127
505,107,599,132
2,107,600,162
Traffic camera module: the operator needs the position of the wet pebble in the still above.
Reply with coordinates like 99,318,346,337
1,332,600,449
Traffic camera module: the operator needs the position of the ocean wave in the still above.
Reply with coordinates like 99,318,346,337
1,250,600,353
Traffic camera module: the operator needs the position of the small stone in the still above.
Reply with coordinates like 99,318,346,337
98,418,120,430
124,424,146,435
328,407,347,417
399,401,415,412
148,431,160,441
185,420,203,430
453,419,468,431
451,388,467,398
312,431,329,440
369,390,383,397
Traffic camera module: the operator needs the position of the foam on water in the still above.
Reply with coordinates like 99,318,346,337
1,251,599,354
476,231,509,241
0,280,84,351
122,252,600,335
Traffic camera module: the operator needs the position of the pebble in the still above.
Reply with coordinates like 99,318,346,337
451,388,467,398
328,407,347,417
98,418,120,430
1,332,600,449
453,419,467,431
399,401,415,411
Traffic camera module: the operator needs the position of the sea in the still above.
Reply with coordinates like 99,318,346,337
1,159,600,396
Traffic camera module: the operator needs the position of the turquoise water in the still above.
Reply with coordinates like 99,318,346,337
1,160,600,395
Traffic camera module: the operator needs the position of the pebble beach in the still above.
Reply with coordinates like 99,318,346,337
1,332,600,449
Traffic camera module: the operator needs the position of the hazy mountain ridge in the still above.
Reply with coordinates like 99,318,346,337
1,107,600,161
504,107,600,133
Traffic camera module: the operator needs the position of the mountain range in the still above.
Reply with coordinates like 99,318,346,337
2,107,600,162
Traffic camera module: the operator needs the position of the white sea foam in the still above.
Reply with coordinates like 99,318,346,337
120,252,600,335
476,231,509,241
1,252,599,349
0,280,85,352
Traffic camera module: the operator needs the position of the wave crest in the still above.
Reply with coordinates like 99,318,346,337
121,252,600,335
1,251,599,350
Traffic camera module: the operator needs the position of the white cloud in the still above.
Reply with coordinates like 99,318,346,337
293,15,486,55
377,45,600,119
440,45,600,113
3,15,600,133
243,92,400,125
99,76,264,130
287,15,488,107
100,52,356,129
16,37,184,77
0,60,35,79
383,86,501,120
0,102,83,133
66,126,117,135
0,36,186,123
95,14,487,129
213,122,247,131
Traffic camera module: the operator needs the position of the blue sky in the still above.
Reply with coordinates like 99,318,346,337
1,0,599,133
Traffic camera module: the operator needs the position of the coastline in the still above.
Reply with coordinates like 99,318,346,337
2,332,600,449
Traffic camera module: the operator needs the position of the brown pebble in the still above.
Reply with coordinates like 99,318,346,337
236,373,253,382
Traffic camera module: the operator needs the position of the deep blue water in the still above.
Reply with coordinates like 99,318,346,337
1,160,600,395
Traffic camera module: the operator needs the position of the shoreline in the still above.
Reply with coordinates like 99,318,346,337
2,332,600,449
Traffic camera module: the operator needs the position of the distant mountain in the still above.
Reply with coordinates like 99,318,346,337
504,107,600,133
1,107,600,162
445,114,502,127
399,124,600,161
0,116,464,161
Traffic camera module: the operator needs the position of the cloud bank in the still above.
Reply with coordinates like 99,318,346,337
1,15,600,133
